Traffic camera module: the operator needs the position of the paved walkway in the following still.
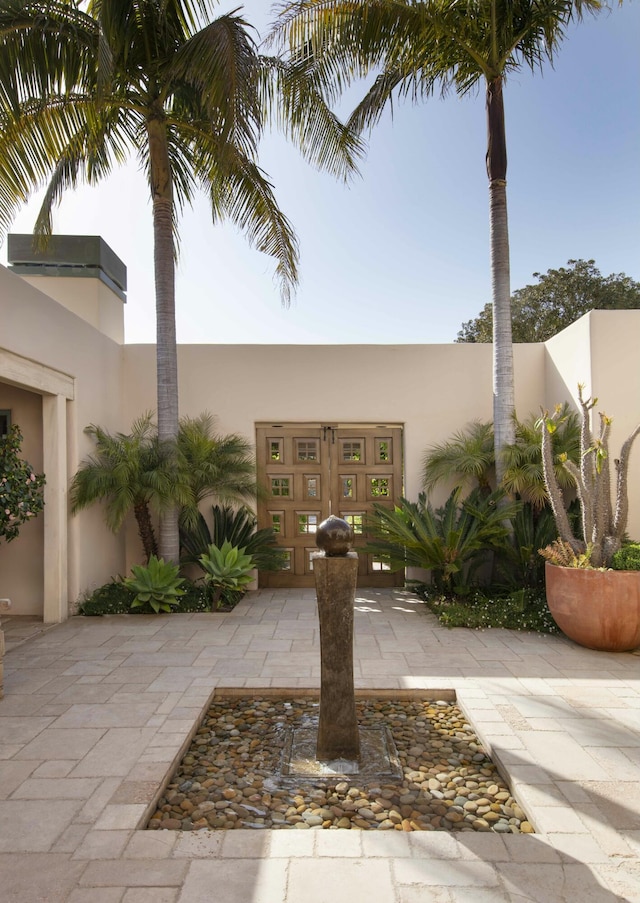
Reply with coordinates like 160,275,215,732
1,588,639,902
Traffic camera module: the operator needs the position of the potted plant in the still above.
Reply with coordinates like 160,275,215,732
539,386,640,651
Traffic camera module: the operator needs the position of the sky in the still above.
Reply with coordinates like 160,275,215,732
2,2,639,345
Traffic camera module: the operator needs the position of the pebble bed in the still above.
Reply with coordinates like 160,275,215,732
148,696,533,833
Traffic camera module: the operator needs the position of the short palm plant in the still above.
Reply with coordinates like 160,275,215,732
422,407,580,505
365,488,520,593
422,421,495,495
70,414,186,562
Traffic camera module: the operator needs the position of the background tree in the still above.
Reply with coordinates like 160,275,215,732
274,0,600,488
0,0,361,563
0,425,45,545
458,259,640,343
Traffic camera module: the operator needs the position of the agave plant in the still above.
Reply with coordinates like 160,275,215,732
124,556,185,613
198,541,255,607
365,488,520,593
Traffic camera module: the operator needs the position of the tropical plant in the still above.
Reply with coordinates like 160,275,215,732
422,421,494,495
422,406,580,506
124,555,186,613
540,385,640,568
502,406,580,508
71,414,262,562
273,0,601,488
365,487,520,592
198,540,255,607
495,503,558,587
0,424,45,544
0,0,362,564
457,259,640,343
176,415,257,530
69,414,184,562
181,504,285,572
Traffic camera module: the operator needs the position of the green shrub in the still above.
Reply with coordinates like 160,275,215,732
79,578,222,615
415,585,559,634
78,579,134,615
610,543,640,571
124,556,186,613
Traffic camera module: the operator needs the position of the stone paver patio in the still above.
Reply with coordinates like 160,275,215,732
1,588,639,902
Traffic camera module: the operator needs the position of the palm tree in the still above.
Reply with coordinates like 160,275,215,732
70,414,180,562
273,0,601,484
175,413,258,529
0,0,362,563
421,405,581,505
422,420,494,495
71,412,263,562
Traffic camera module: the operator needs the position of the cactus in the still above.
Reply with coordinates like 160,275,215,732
540,386,640,568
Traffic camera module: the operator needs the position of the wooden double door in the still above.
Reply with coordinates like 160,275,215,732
256,423,403,587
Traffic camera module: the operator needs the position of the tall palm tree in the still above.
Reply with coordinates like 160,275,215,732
273,0,600,484
0,0,362,562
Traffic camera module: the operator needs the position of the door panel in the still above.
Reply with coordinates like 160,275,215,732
257,423,403,588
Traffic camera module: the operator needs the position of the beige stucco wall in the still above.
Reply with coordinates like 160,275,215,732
122,341,547,568
18,274,125,344
0,264,125,615
546,309,640,540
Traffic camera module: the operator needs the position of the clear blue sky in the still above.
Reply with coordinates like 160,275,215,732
3,1,639,344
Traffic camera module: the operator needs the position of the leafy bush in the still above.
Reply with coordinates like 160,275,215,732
415,585,559,634
365,488,520,593
78,579,134,615
78,578,220,615
610,543,640,571
124,556,186,613
0,425,45,544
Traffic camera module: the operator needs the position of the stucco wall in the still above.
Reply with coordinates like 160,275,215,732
18,274,125,344
0,264,125,614
545,310,640,540
122,341,547,567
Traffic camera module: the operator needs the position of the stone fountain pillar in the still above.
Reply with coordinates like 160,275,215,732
313,516,360,763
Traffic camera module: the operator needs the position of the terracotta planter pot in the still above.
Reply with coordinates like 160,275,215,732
545,562,640,652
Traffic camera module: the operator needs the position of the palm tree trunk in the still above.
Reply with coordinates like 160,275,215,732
133,500,158,562
486,76,515,488
148,113,180,564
